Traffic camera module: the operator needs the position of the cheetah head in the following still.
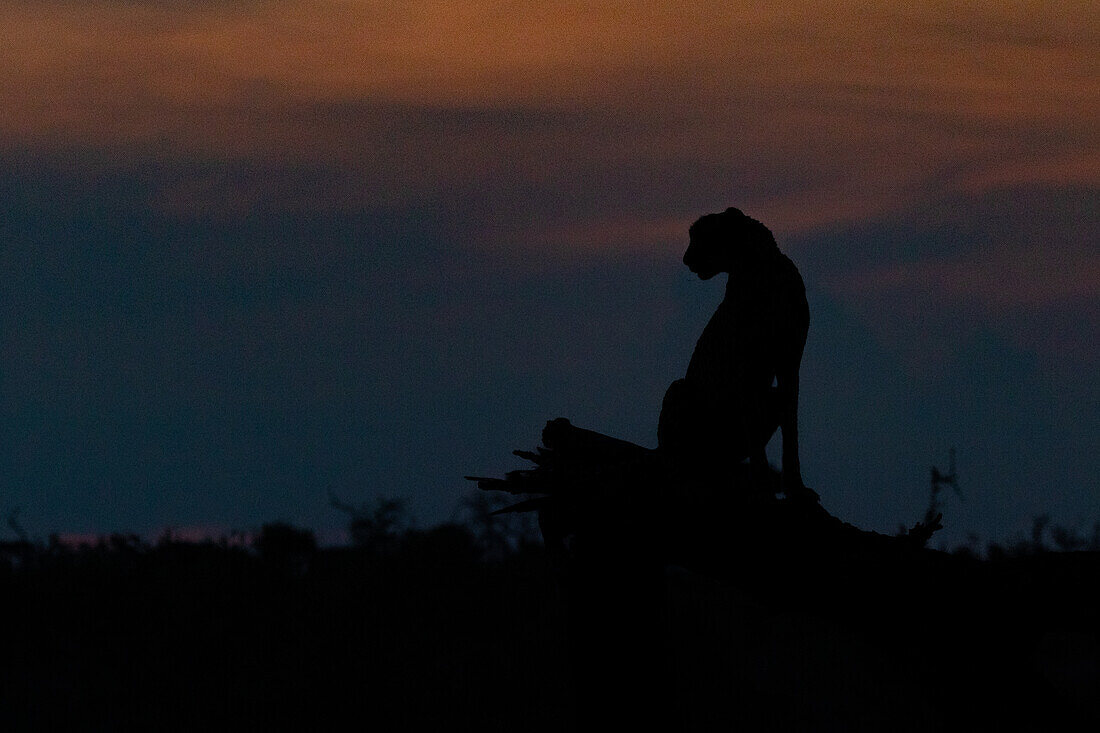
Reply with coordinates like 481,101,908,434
684,207,776,280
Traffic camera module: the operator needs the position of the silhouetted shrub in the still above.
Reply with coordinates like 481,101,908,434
958,515,1100,559
252,522,317,573
328,493,409,555
456,491,540,561
401,523,480,569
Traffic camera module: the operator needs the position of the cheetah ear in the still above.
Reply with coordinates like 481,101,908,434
724,208,777,255
719,207,754,241
718,207,748,241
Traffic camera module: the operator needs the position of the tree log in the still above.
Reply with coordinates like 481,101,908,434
469,418,1100,728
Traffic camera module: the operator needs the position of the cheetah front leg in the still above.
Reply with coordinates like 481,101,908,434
777,365,818,503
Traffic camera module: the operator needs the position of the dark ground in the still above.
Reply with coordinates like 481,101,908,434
1,523,1096,731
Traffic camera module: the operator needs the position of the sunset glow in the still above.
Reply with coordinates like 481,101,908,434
4,1,1096,237
2,1,1097,541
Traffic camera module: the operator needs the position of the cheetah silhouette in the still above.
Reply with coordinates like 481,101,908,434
658,207,816,501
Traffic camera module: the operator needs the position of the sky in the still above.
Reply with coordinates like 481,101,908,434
1,1,1097,546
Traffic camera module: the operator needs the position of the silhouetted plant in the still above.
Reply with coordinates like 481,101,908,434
7,507,29,544
106,532,146,554
927,447,960,521
897,449,960,545
982,515,1100,558
401,523,481,568
1048,520,1100,552
252,522,317,574
328,491,408,554
0,508,36,572
455,491,539,560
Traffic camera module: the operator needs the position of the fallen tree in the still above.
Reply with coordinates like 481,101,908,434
469,418,1100,730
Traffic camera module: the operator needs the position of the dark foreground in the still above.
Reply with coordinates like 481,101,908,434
1,529,1096,731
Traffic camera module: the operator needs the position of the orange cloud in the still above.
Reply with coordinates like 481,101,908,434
829,246,1100,310
2,1,1097,243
